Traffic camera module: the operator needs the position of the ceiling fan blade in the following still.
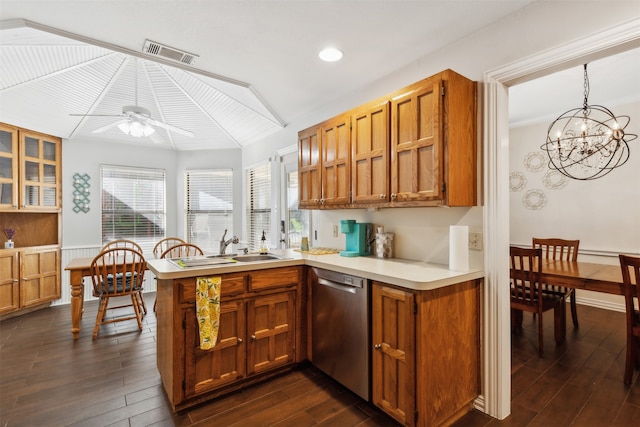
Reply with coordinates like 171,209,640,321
129,112,194,137
149,132,165,144
70,113,126,117
91,119,128,134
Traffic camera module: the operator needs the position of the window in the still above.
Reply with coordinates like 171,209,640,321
282,152,311,249
101,165,166,253
186,170,233,253
246,162,271,252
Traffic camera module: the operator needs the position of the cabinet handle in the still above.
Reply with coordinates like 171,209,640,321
379,194,386,199
250,335,257,341
320,198,325,205
390,193,397,200
237,338,243,344
374,344,382,350
13,279,19,283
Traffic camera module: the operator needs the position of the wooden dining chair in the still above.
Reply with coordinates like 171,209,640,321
153,243,204,312
101,239,148,314
620,254,640,385
153,237,186,258
510,246,565,357
102,239,144,253
160,242,204,259
533,238,580,328
90,247,146,339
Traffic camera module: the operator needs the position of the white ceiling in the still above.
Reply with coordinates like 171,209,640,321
0,1,638,151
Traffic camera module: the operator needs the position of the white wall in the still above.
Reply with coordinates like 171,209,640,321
62,139,179,247
62,138,243,249
509,100,640,257
509,100,640,311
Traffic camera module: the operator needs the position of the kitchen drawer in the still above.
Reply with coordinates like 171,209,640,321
249,267,300,292
179,274,248,302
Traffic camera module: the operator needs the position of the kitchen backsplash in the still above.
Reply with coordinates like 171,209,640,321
315,206,483,269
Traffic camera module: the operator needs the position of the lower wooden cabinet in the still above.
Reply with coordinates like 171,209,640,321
372,279,481,427
157,266,302,411
0,246,61,316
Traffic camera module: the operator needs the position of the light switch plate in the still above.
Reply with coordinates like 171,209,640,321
333,225,339,237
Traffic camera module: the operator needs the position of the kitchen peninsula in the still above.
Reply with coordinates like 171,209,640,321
148,250,483,427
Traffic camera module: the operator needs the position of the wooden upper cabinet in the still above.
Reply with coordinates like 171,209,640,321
320,114,351,206
390,70,477,207
390,76,442,204
297,69,477,209
351,100,390,205
19,129,62,210
298,126,321,208
0,123,19,210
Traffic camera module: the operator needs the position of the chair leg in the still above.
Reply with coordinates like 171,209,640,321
625,333,634,385
537,309,544,357
137,293,147,315
132,293,143,331
554,302,566,343
93,296,108,339
570,291,579,328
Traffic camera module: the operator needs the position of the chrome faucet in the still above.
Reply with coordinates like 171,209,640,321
219,229,239,255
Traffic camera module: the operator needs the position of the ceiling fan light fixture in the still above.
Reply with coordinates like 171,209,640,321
118,119,155,138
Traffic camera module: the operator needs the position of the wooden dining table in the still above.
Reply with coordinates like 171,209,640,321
65,256,147,340
539,259,625,295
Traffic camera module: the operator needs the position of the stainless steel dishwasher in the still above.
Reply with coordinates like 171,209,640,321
311,267,370,401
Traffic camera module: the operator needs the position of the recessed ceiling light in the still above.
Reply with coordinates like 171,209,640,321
319,47,343,62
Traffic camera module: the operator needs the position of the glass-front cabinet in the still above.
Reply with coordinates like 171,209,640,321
19,129,61,210
0,123,62,318
0,123,18,209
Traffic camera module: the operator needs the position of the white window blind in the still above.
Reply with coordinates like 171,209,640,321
101,165,166,254
246,162,271,252
186,170,233,253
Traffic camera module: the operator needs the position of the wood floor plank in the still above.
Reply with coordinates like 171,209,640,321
2,297,640,426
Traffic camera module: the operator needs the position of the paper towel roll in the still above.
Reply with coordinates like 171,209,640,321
449,225,469,272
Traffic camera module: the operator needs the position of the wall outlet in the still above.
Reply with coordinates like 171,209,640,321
469,232,483,250
332,225,339,237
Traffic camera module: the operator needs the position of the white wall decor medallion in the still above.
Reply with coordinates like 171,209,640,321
522,189,547,210
523,152,546,173
542,170,569,190
509,172,527,192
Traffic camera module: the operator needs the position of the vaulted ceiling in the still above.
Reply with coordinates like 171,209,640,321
1,1,638,151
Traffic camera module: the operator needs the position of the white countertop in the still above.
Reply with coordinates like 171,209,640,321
146,249,484,291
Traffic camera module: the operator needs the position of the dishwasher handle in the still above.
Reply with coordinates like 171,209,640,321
317,277,358,294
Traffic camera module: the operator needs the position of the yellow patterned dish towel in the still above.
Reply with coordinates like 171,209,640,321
195,276,221,350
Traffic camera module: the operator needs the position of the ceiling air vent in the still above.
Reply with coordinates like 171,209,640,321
143,40,198,65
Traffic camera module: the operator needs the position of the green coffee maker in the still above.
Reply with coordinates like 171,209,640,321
339,220,372,257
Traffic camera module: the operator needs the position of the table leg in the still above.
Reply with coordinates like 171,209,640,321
69,270,84,340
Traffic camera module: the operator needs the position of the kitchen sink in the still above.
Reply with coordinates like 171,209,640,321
231,254,283,262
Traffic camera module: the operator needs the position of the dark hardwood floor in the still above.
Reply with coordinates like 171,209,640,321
1,294,639,426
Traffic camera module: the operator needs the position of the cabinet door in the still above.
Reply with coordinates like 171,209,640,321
372,283,416,426
246,291,296,375
0,250,19,314
390,76,443,204
321,114,351,206
0,124,19,210
19,129,61,210
183,299,246,398
20,247,60,307
298,126,321,208
351,101,389,205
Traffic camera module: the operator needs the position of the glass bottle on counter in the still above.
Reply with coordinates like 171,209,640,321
259,230,268,254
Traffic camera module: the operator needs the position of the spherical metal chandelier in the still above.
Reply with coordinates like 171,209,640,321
541,64,637,180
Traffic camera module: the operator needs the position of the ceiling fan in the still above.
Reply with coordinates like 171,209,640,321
70,59,194,141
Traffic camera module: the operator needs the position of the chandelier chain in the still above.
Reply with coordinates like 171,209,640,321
583,64,589,112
